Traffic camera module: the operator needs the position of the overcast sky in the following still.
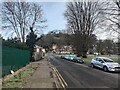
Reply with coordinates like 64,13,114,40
0,0,117,41
41,2,66,34
31,1,118,41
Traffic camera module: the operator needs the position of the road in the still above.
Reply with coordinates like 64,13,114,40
47,53,119,89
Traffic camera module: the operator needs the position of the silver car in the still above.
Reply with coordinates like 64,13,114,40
91,57,120,72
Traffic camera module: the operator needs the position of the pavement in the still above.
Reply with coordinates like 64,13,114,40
0,79,2,90
48,53,120,89
24,56,60,88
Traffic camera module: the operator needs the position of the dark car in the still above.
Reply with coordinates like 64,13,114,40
61,55,65,59
72,57,84,63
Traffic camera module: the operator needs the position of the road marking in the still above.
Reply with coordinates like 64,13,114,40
48,61,68,89
53,68,65,88
54,67,68,87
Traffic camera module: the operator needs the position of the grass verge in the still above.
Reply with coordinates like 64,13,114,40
53,53,119,64
2,63,38,88
84,55,119,63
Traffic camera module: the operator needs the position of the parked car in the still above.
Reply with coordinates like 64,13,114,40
61,54,76,61
61,55,70,60
67,55,76,61
61,55,65,59
91,57,120,72
72,57,84,63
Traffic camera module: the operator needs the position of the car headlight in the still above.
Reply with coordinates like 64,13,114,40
107,64,114,68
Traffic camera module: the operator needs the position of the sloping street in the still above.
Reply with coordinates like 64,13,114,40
48,53,119,89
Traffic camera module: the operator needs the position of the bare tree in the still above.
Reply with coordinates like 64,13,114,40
64,0,104,57
100,0,120,40
112,0,120,30
2,1,46,42
28,3,46,33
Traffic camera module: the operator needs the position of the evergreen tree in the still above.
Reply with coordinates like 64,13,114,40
26,27,37,62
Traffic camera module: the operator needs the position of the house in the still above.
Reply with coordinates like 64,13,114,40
34,45,45,61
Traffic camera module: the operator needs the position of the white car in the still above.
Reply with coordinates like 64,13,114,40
91,57,120,72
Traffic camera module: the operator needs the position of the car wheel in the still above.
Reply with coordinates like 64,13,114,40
91,63,94,68
82,61,84,63
103,66,108,72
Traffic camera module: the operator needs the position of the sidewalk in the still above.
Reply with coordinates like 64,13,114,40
24,57,58,88
0,79,2,89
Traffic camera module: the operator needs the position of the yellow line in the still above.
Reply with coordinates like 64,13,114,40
48,61,68,88
55,71,65,88
52,67,65,88
54,68,68,87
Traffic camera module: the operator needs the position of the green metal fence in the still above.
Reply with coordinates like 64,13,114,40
2,46,30,77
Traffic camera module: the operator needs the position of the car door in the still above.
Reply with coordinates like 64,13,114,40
94,58,100,67
97,58,104,68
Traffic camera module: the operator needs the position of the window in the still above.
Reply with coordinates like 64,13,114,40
95,58,99,61
98,59,104,63
103,58,114,62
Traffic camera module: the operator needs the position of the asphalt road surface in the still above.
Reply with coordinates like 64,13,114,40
47,53,120,89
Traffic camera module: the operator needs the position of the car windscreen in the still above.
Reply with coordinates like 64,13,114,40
103,58,114,62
